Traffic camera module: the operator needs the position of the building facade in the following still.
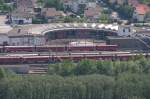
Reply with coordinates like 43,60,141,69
118,25,133,36
8,35,45,46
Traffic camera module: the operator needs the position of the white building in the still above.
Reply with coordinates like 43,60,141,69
8,34,45,46
133,5,150,22
0,18,12,45
0,34,9,45
118,25,133,36
133,10,145,22
10,11,33,24
7,27,46,46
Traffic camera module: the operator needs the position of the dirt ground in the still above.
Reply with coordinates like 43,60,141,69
0,15,12,34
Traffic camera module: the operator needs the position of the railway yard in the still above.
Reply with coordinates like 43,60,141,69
1,49,150,74
0,23,149,74
0,45,149,64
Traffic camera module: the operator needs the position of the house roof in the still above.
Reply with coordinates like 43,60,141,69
63,0,72,3
16,0,34,11
84,6,101,17
11,9,34,18
42,8,63,17
128,0,139,7
135,4,150,15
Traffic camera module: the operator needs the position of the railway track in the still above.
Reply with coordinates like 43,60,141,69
0,52,149,64
29,65,48,74
1,51,131,56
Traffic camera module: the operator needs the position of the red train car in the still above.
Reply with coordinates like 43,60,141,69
49,46,66,52
0,44,118,53
96,45,118,51
23,56,50,63
36,46,67,52
68,46,96,51
0,56,22,64
5,46,35,52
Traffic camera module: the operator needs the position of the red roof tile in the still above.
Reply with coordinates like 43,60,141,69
135,4,150,15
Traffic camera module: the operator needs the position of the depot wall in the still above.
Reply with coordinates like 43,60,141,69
9,36,45,46
0,35,45,46
0,24,134,46
0,34,9,45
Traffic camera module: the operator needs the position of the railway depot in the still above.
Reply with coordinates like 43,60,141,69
0,23,149,74
0,23,120,46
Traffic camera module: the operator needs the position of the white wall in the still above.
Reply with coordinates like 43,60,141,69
34,36,45,46
9,36,45,46
133,11,145,22
9,37,20,45
9,36,34,46
11,16,32,24
118,26,133,36
137,14,145,22
0,34,9,45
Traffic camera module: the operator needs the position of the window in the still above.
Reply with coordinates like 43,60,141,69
123,29,125,32
128,28,131,32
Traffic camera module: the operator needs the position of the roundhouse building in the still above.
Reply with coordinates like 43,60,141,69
1,23,137,46
6,23,120,46
0,25,12,46
7,27,45,46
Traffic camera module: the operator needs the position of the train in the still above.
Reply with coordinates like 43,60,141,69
0,53,149,64
0,45,118,53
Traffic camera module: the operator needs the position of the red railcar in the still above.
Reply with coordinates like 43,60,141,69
0,46,3,52
117,54,134,61
35,46,49,52
5,46,35,52
0,44,118,53
68,46,96,51
50,46,66,52
0,56,22,64
23,56,50,63
96,45,118,51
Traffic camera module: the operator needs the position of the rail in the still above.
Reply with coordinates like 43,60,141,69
130,34,150,49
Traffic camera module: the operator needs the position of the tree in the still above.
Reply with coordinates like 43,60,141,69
60,60,75,76
0,68,5,79
37,0,45,7
45,0,64,10
99,13,112,23
117,5,134,19
96,60,114,76
63,16,74,23
115,73,148,99
74,59,97,75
